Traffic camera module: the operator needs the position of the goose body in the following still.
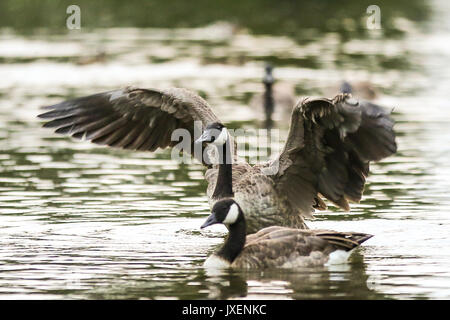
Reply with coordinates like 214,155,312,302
201,199,372,269
39,86,397,234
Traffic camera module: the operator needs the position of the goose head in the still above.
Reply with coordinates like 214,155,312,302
201,198,243,229
201,199,246,268
195,122,229,146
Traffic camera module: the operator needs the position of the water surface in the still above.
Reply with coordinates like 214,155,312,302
0,0,450,299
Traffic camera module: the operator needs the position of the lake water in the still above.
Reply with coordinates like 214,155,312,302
0,0,450,299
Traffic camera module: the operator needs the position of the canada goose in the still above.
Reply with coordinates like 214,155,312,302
201,198,372,269
250,64,296,128
262,64,275,129
38,86,397,234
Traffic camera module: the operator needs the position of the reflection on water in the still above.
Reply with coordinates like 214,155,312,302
1,0,450,300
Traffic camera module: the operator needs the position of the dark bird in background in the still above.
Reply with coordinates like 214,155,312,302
251,64,296,129
262,64,275,129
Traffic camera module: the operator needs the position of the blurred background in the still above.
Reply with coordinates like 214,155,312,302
0,0,450,299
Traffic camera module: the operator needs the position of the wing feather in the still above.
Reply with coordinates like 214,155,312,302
38,86,223,166
271,94,396,218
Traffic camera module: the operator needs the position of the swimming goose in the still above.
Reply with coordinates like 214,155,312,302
38,86,397,234
262,64,275,129
250,64,296,129
201,198,372,269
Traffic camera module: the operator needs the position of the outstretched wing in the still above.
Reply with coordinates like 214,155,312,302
38,86,221,166
270,93,397,218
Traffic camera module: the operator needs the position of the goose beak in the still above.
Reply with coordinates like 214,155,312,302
195,129,216,145
201,213,219,229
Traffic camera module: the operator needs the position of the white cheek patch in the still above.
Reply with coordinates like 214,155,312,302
223,203,239,225
213,128,228,146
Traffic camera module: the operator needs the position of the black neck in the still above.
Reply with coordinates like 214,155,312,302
212,135,234,199
264,82,274,129
216,216,246,263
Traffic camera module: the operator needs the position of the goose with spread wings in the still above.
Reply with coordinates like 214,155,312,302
38,86,397,234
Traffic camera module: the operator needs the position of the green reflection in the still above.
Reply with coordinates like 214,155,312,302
0,0,430,42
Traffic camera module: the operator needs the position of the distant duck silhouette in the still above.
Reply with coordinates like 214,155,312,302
250,64,296,129
262,64,275,129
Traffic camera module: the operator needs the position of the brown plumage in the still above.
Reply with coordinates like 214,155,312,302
39,86,219,166
273,95,397,216
232,227,372,269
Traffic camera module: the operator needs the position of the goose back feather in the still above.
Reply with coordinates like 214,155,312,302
231,227,372,269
